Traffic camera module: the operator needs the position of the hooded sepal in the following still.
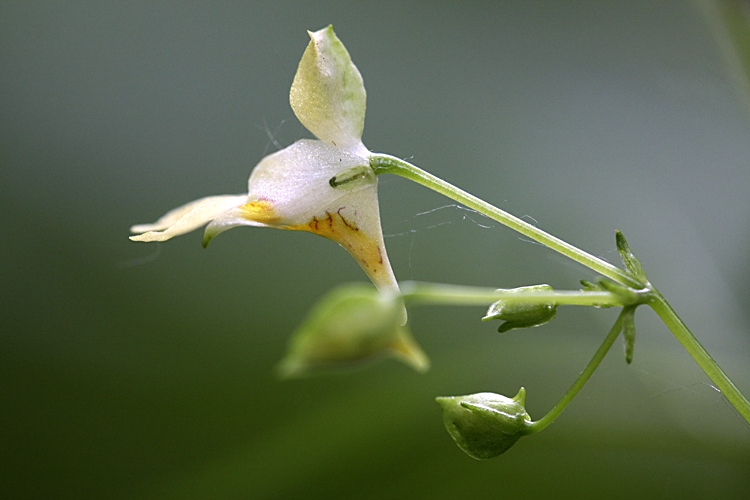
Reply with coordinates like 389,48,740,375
214,139,402,302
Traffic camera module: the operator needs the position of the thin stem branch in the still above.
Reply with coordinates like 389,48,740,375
528,309,625,433
370,153,641,288
398,281,623,308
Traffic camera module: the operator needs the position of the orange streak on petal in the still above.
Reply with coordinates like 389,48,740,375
287,210,386,281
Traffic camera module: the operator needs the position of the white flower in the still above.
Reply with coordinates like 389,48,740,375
130,26,400,301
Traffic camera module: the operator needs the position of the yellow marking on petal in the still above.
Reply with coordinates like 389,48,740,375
287,209,386,282
238,200,281,224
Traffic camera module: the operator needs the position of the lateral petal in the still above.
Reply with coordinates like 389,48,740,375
129,194,247,242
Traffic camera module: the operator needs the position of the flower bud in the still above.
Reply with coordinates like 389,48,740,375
482,285,557,333
277,284,428,377
436,388,533,459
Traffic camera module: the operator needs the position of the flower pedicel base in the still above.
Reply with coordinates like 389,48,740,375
131,25,750,458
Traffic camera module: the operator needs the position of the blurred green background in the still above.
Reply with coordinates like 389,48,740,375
2,1,750,498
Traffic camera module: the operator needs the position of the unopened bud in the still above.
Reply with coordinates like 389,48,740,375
482,285,557,333
436,388,533,459
277,284,428,377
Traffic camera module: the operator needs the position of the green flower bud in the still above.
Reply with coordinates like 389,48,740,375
436,388,533,459
482,284,557,333
277,284,428,377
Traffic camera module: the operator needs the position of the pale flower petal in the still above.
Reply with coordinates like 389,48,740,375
288,182,401,299
130,194,248,242
290,25,368,157
246,139,369,226
242,139,400,300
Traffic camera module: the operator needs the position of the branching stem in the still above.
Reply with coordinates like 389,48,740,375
372,153,750,425
370,154,641,288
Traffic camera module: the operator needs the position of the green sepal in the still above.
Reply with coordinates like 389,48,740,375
615,230,648,285
621,305,637,364
597,279,640,306
436,388,533,459
579,279,603,292
276,283,428,378
579,279,615,308
482,284,557,333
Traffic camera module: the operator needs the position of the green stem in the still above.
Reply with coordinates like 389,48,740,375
528,309,625,433
649,292,750,423
398,281,623,308
370,153,641,288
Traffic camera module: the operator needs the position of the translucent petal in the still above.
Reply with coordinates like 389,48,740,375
290,25,368,156
246,139,370,226
247,140,401,303
129,194,247,242
284,188,400,298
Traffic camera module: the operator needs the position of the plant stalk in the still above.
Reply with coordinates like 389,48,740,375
398,281,623,308
371,154,641,288
649,292,750,423
528,309,625,433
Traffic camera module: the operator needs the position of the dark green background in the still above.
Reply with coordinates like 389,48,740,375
2,1,749,498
